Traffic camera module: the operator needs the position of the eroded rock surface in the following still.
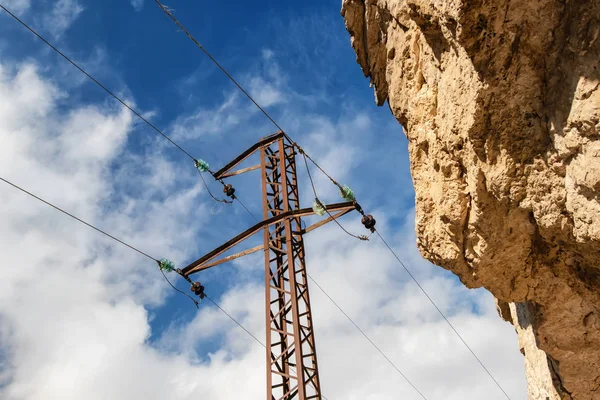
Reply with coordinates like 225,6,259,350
341,0,600,398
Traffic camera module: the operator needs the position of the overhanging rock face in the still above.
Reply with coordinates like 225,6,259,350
341,0,600,398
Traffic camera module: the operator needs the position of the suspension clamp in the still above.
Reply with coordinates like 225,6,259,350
353,201,365,216
191,282,206,300
361,214,377,233
223,183,236,199
176,269,194,284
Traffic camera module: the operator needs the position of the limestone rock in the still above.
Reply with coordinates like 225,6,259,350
342,0,600,398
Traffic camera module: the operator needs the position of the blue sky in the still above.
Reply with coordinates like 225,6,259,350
0,1,527,399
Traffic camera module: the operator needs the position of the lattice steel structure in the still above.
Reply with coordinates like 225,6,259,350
261,135,320,399
181,132,356,400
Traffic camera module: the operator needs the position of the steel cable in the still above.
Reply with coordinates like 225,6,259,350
305,271,428,400
0,4,197,162
375,231,512,400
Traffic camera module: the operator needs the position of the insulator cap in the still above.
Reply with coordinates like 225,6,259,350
191,282,205,297
361,214,376,231
159,258,175,273
312,200,326,216
223,184,236,197
339,185,356,202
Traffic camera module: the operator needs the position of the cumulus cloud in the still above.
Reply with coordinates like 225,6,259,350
0,52,527,400
0,62,208,399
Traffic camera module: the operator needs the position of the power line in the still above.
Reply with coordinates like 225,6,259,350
196,169,232,204
154,0,286,135
0,176,158,262
0,3,195,161
161,268,200,308
1,174,203,310
1,2,256,224
0,175,199,310
3,5,324,396
302,153,367,241
0,2,261,225
299,145,510,397
0,0,348,213
305,270,428,400
0,175,326,397
152,1,349,194
204,294,265,347
300,155,511,398
224,147,418,395
234,197,260,223
294,125,511,397
0,175,322,396
375,231,512,400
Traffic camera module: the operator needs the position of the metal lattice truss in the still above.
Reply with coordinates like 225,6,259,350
181,132,356,400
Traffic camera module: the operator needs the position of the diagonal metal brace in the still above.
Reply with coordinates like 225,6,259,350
182,201,355,276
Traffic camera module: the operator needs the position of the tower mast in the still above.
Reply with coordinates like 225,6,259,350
181,132,358,400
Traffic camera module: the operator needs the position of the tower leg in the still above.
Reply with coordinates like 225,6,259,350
261,137,322,400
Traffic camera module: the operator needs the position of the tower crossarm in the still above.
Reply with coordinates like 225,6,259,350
181,201,355,276
213,131,285,180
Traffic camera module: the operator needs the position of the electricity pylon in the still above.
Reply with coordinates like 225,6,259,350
181,131,358,400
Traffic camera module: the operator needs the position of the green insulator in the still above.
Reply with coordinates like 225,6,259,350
339,185,355,202
195,159,210,173
159,258,175,273
312,201,326,216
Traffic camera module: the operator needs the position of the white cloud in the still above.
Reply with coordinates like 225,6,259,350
42,0,84,39
170,53,288,141
4,0,31,14
0,56,527,400
261,48,274,60
2,0,30,13
0,62,210,399
170,91,245,140
131,0,144,12
248,76,284,107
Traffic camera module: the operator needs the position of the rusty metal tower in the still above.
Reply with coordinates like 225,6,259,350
180,131,357,400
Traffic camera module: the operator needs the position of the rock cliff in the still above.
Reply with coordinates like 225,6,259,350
341,0,600,398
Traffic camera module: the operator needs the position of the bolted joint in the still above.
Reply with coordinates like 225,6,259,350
223,183,236,198
177,269,194,284
191,282,206,299
353,201,365,216
361,214,376,233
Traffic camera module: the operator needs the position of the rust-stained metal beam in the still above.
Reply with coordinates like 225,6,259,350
195,244,264,271
182,201,355,276
261,136,322,399
303,209,354,234
213,131,285,180
218,164,261,179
